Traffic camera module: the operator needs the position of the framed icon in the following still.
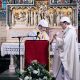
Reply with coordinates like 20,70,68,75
23,0,35,5
7,0,35,5
6,4,35,28
49,0,70,5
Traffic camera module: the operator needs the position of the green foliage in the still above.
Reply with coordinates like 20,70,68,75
16,60,52,80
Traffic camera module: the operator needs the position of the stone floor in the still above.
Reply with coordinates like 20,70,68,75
0,60,80,80
0,70,19,80
0,70,56,80
0,52,80,80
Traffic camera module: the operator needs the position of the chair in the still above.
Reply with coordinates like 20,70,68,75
25,40,49,70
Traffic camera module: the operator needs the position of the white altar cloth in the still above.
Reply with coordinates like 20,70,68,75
1,42,25,72
1,42,24,56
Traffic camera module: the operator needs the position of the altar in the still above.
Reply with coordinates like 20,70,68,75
1,42,25,72
1,43,24,56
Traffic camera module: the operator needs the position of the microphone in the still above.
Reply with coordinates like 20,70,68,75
11,32,40,39
37,32,40,36
12,36,21,38
36,32,40,39
12,35,38,38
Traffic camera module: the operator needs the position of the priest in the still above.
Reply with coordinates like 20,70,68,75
52,16,79,80
28,19,49,40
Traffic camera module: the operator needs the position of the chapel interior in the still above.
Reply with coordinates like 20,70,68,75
0,0,80,80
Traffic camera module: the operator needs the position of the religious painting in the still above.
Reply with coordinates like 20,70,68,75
23,0,35,5
2,0,7,9
6,2,78,28
49,0,57,4
6,4,36,28
7,0,35,4
49,0,70,5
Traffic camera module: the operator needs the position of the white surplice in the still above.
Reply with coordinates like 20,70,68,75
28,29,49,40
52,25,79,80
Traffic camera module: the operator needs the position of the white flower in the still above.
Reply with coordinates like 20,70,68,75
29,77,32,80
19,78,23,80
24,76,32,80
39,78,42,80
33,70,38,74
31,60,38,63
28,66,33,71
20,70,24,73
24,76,29,80
43,76,47,80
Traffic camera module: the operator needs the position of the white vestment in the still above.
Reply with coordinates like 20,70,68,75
28,29,49,40
52,25,79,80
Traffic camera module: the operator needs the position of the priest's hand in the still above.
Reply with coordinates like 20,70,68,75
50,34,57,44
53,34,57,39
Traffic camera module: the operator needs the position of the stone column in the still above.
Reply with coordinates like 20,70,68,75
9,55,15,73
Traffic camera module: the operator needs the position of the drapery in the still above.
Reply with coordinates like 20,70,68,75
25,40,49,70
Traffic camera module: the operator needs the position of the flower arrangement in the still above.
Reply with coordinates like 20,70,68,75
16,60,52,80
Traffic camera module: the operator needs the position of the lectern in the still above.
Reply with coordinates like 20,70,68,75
25,40,49,70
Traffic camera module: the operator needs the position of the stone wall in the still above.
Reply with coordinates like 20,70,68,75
0,21,7,50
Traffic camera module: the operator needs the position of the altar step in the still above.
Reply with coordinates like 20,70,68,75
0,70,19,80
0,70,55,80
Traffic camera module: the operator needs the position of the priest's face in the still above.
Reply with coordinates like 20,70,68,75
38,25,42,31
38,25,47,32
41,27,47,32
60,22,67,29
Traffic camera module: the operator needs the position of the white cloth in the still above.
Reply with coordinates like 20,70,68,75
28,30,37,40
28,30,49,40
60,16,71,23
52,25,79,80
1,43,24,56
52,42,61,77
38,19,48,27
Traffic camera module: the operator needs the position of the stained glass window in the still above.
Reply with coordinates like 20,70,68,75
2,0,7,9
0,0,2,8
49,0,77,5
0,10,6,20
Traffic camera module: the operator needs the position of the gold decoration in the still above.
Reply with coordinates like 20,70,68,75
61,7,67,16
67,8,72,15
48,8,54,13
7,1,77,28
67,8,72,13
56,8,61,14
